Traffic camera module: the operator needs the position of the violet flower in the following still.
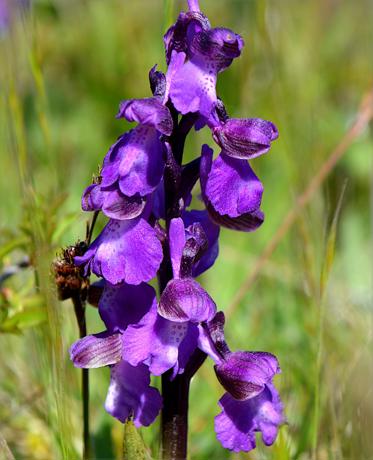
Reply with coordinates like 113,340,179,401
198,312,284,452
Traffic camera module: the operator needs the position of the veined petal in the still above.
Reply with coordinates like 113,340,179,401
105,361,162,427
117,97,173,136
158,278,216,323
213,118,278,160
70,332,122,368
207,203,265,232
74,218,163,285
82,183,146,220
215,351,280,400
205,154,263,218
190,27,244,72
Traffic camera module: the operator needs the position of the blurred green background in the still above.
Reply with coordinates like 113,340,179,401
1,0,372,459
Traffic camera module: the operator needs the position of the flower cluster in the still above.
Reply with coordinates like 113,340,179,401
70,0,283,453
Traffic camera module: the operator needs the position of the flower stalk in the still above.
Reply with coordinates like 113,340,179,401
66,1,284,459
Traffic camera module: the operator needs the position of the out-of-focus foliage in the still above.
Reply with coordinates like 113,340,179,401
0,0,372,459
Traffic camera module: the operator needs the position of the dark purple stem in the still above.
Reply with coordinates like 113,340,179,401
159,116,206,460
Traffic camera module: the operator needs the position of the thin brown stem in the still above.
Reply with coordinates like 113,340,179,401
72,294,90,460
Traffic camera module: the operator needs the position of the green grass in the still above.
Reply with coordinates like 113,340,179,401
1,0,373,459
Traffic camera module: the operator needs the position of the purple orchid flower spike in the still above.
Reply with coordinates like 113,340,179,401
67,0,282,457
198,311,284,452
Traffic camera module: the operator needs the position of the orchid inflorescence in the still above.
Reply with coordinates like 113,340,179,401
69,0,283,454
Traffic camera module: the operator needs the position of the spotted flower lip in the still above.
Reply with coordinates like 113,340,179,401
74,217,163,286
212,118,279,160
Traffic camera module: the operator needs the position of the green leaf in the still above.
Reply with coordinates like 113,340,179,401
123,420,148,460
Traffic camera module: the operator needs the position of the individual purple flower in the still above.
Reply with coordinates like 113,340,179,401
70,282,163,426
198,312,284,452
74,217,163,285
200,144,265,232
164,5,244,120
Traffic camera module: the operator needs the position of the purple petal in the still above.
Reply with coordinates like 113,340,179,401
207,203,265,232
82,184,146,220
81,184,104,212
102,190,146,220
213,118,278,159
99,282,157,333
122,301,198,376
190,28,244,71
164,11,210,65
74,218,163,285
214,351,280,400
174,323,199,376
200,145,264,232
183,209,220,277
214,384,284,452
117,97,173,136
168,57,218,117
105,361,162,427
169,217,186,279
70,332,122,368
158,278,216,323
205,154,263,218
101,127,165,197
